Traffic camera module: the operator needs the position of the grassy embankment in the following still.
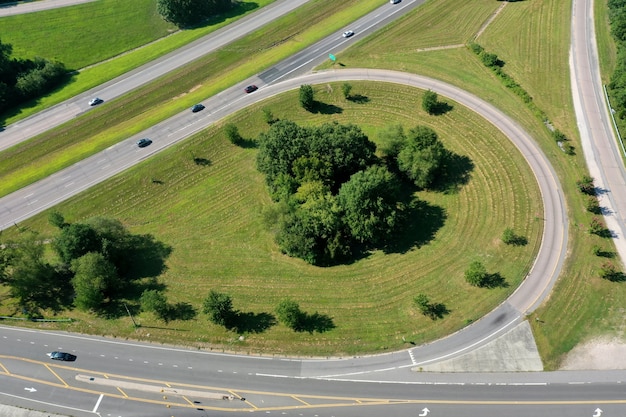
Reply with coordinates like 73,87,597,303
0,0,274,123
331,0,626,369
0,0,544,356
0,0,383,197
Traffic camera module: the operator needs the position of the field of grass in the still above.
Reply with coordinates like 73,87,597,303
0,0,386,197
1,0,623,366
0,0,275,123
0,0,176,70
334,0,626,369
0,82,542,356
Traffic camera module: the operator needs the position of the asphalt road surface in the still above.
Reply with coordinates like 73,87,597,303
0,0,312,151
0,0,96,17
2,0,626,415
1,325,626,417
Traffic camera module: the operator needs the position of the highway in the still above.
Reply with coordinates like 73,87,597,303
1,325,626,417
0,0,312,152
1,0,625,415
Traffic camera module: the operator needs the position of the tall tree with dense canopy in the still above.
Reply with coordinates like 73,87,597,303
157,0,233,27
338,165,402,245
71,252,119,312
203,290,236,327
397,126,446,189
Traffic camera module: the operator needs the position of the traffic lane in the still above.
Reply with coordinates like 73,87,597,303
0,0,312,152
260,0,426,84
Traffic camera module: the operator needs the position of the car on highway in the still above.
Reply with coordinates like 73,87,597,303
191,104,205,113
390,0,401,4
88,97,104,106
342,30,354,38
244,85,258,94
48,351,77,361
136,138,152,148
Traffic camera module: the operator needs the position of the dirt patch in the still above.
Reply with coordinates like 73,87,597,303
560,338,626,370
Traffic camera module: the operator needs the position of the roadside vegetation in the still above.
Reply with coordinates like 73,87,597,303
0,0,623,367
0,0,384,197
0,82,542,356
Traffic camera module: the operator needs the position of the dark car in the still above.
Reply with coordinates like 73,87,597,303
136,138,152,148
191,104,205,113
89,97,104,106
48,351,77,361
244,85,258,94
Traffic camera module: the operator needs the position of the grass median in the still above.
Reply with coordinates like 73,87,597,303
0,0,383,197
0,81,542,356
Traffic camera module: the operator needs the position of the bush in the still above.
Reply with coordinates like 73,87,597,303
576,175,595,195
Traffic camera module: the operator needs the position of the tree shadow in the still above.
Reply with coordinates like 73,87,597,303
124,234,172,280
184,2,259,29
294,311,335,333
425,303,450,320
482,272,509,289
233,137,258,149
429,101,453,116
383,198,447,254
312,101,343,115
430,151,474,194
166,302,198,321
507,234,528,246
227,311,276,334
347,94,370,104
193,157,212,166
595,249,615,258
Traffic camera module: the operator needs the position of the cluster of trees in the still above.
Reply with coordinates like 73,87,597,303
202,290,334,333
0,39,67,116
609,0,626,119
156,0,234,27
0,213,170,316
255,119,448,265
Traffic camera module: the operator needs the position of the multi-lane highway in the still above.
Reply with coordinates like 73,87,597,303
0,0,312,152
2,325,626,417
1,0,626,415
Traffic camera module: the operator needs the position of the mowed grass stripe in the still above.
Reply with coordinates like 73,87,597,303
0,0,384,198
0,82,541,356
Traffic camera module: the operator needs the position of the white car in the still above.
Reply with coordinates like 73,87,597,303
88,97,103,106
342,30,354,38
390,0,401,3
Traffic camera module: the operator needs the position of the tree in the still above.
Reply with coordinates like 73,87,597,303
48,211,67,229
203,290,236,327
341,82,352,99
71,252,119,312
576,175,595,195
262,107,277,125
464,260,489,287
422,90,438,114
140,289,170,321
378,124,406,160
224,123,242,144
156,0,233,27
501,228,516,244
53,223,101,265
414,294,431,317
275,299,303,330
5,235,66,311
299,84,314,111
338,165,402,245
396,126,446,188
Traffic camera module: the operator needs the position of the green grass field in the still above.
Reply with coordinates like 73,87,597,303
0,0,384,197
0,0,275,123
0,0,623,366
330,0,626,369
1,0,175,70
0,82,542,356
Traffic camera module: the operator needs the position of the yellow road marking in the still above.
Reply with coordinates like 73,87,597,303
182,396,194,405
117,387,128,398
44,364,68,387
292,396,310,405
0,361,10,375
